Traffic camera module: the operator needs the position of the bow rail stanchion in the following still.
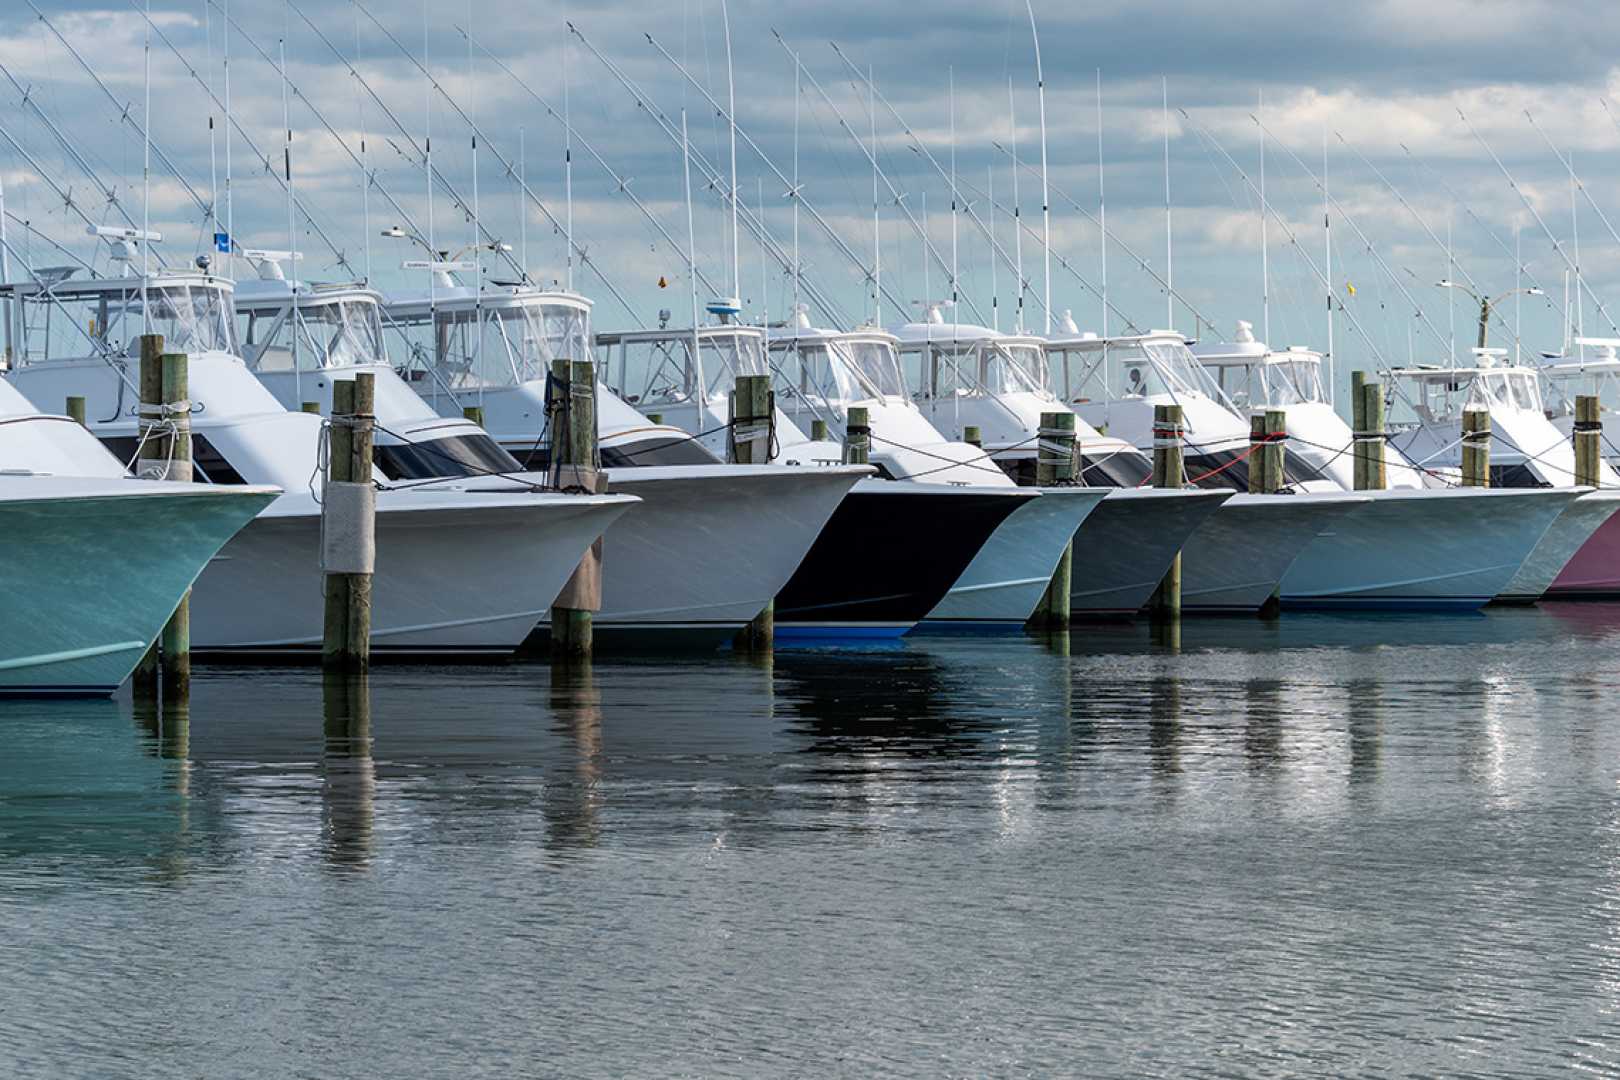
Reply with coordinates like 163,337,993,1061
549,358,603,660
1575,395,1603,488
1149,403,1184,619
1462,408,1491,487
731,373,774,652
322,374,376,671
1027,410,1076,630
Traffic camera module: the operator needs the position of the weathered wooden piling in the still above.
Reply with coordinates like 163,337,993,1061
1149,403,1184,618
132,334,165,697
1028,411,1075,629
159,351,193,698
65,395,86,426
1357,379,1386,491
1263,409,1286,493
1350,370,1367,491
1461,408,1491,487
301,401,321,414
731,374,774,651
845,406,870,465
1248,413,1266,494
810,418,829,442
322,375,376,670
462,405,485,427
963,425,982,448
549,359,602,659
1575,395,1602,488
646,412,663,424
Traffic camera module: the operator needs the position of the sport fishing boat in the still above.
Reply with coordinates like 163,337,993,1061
1190,322,1424,490
382,284,870,645
1535,341,1620,597
0,377,275,693
591,306,1033,635
888,312,1237,615
1384,351,1620,600
2,264,634,656
1043,328,1574,610
761,310,1107,627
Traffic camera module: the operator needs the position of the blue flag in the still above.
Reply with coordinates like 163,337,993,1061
214,232,230,254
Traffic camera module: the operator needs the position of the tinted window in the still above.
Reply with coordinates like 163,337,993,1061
1080,451,1153,488
373,434,523,481
506,433,722,470
98,434,248,485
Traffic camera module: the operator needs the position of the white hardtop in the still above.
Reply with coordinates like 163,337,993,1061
383,284,593,318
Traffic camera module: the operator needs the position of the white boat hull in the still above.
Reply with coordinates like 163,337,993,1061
1179,493,1370,613
1496,489,1620,603
193,491,634,655
923,487,1110,625
1070,489,1233,615
546,464,865,648
0,479,276,694
1280,488,1580,610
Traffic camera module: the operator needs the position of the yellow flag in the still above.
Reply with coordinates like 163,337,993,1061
1345,281,1356,296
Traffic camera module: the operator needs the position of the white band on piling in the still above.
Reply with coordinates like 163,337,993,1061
734,420,770,447
321,481,376,575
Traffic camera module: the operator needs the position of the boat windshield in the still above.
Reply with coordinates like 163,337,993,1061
1465,370,1542,414
1058,338,1226,404
20,281,239,362
834,338,907,398
1261,357,1328,406
902,337,1047,398
603,330,768,407
242,296,387,372
432,302,592,388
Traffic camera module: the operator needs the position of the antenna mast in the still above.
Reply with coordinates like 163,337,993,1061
142,0,151,331
1324,130,1333,399
354,0,370,282
1096,69,1106,341
949,68,959,334
1027,0,1050,334
563,4,573,290
1163,75,1172,331
792,51,800,317
989,164,999,332
223,0,233,270
1258,88,1268,345
280,22,300,401
682,110,703,423
1009,77,1023,333
721,0,740,303
870,64,880,327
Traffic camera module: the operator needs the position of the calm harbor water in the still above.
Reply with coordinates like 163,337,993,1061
5,606,1620,1076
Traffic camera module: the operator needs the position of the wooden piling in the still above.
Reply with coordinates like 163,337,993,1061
65,396,86,426
845,406,870,465
1575,395,1602,488
646,412,663,425
159,351,193,698
963,425,982,448
132,333,165,699
1462,407,1490,487
1028,411,1075,630
301,401,321,414
1263,408,1287,494
1358,379,1386,491
730,374,772,465
462,404,485,427
810,418,829,442
1248,413,1266,495
549,359,601,659
732,373,775,651
321,374,376,670
1350,370,1367,491
1149,403,1184,618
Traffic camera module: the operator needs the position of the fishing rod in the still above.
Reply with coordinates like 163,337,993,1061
639,28,920,324
133,2,355,274
1457,105,1620,337
567,24,855,327
771,36,984,325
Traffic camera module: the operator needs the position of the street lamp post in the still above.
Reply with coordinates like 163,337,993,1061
1437,279,1544,351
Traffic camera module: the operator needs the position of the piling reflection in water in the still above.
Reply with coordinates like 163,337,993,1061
321,672,374,871
546,660,603,852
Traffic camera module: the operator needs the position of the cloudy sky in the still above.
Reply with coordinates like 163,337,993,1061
4,1,1620,394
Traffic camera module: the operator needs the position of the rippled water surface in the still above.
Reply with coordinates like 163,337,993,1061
6,605,1620,1076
